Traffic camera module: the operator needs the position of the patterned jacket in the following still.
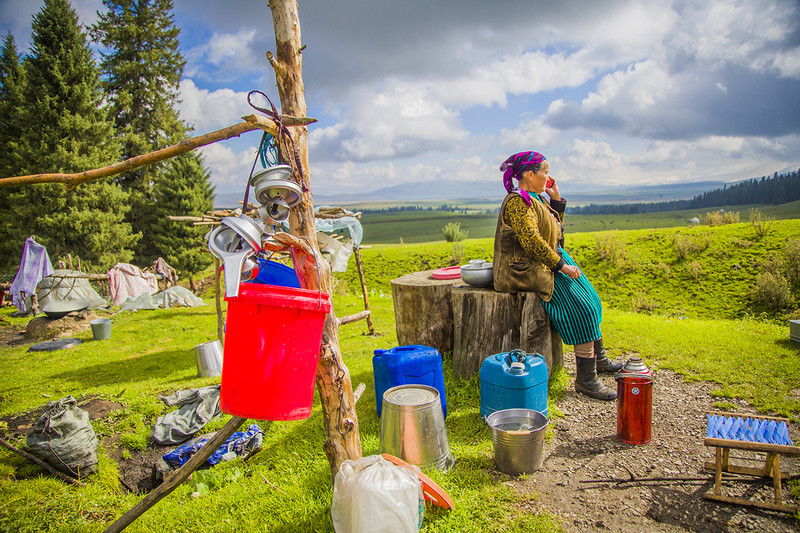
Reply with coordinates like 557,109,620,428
493,192,566,301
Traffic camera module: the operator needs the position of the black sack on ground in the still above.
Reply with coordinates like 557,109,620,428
26,396,98,477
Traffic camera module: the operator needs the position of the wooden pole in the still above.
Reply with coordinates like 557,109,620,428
268,0,362,479
102,416,246,533
0,114,313,189
214,259,224,347
353,246,376,335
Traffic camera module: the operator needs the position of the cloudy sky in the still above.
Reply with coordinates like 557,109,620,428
2,0,800,199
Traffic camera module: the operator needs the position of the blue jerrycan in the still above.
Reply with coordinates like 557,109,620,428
480,349,549,419
373,345,447,418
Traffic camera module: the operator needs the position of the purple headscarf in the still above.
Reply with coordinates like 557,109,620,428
499,151,546,205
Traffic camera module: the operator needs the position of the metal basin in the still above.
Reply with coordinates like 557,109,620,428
460,262,493,287
486,408,548,475
41,299,90,319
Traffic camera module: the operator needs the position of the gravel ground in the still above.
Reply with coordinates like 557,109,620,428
509,352,800,532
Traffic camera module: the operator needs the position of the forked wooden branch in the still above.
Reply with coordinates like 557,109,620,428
0,113,315,189
103,416,246,533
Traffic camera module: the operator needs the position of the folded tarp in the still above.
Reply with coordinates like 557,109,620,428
37,270,107,311
119,286,204,311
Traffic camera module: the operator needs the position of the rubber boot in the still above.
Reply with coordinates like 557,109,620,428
575,356,617,401
594,337,623,374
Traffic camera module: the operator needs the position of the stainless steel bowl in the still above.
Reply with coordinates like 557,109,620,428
460,262,493,287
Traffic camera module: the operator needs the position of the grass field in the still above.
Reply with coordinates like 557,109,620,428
0,212,799,531
358,200,800,244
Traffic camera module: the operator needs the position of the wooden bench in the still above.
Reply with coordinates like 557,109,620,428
703,411,799,513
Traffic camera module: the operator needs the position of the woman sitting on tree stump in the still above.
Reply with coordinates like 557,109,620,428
493,151,621,401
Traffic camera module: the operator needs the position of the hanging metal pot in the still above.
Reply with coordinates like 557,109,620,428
258,198,291,224
249,165,303,207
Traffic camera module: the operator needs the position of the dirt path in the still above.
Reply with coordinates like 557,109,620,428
513,353,799,532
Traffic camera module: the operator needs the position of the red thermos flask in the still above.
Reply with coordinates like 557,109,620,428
615,357,653,444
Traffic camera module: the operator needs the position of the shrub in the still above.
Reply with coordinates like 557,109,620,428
686,261,704,281
449,242,465,265
785,238,800,288
657,260,672,279
594,231,634,270
749,208,774,238
751,272,792,310
702,210,740,226
630,290,659,313
443,222,468,242
730,236,754,248
673,233,710,259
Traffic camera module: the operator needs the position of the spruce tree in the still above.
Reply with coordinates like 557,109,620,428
148,152,215,279
93,0,215,268
0,0,137,271
0,32,25,258
0,32,26,180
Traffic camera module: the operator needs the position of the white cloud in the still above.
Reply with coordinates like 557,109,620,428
198,142,256,189
581,60,673,111
314,82,470,162
178,79,253,133
184,27,264,80
498,118,559,149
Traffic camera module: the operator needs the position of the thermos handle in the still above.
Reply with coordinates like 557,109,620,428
508,349,527,364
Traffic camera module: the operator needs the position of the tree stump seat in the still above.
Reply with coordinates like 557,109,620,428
391,269,563,380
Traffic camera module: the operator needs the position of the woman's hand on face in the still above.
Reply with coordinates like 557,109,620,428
560,264,581,279
546,179,561,201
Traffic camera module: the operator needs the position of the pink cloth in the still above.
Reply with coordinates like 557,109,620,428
107,263,159,306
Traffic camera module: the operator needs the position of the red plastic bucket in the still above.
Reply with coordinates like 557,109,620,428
221,283,331,420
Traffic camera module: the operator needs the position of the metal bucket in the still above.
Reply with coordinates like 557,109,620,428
379,384,454,471
89,318,112,341
486,408,548,475
195,340,223,378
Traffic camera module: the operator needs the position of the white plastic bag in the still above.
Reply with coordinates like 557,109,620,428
331,455,424,533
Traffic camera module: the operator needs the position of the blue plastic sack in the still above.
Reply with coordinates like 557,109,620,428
162,424,263,469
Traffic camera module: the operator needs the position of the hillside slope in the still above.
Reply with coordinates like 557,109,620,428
337,219,800,320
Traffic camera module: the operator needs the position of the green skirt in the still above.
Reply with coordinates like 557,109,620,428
542,248,602,346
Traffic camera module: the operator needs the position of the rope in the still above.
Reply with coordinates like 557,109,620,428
241,132,269,214
246,90,308,192
259,134,279,168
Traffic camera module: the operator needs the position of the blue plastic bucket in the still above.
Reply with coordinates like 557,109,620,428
248,259,300,288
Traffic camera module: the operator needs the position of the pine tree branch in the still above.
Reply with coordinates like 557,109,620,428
0,113,316,189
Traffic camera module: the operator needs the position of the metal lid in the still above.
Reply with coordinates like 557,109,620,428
383,384,439,407
621,356,650,374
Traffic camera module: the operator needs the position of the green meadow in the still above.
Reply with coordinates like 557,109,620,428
357,200,800,244
0,211,798,531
